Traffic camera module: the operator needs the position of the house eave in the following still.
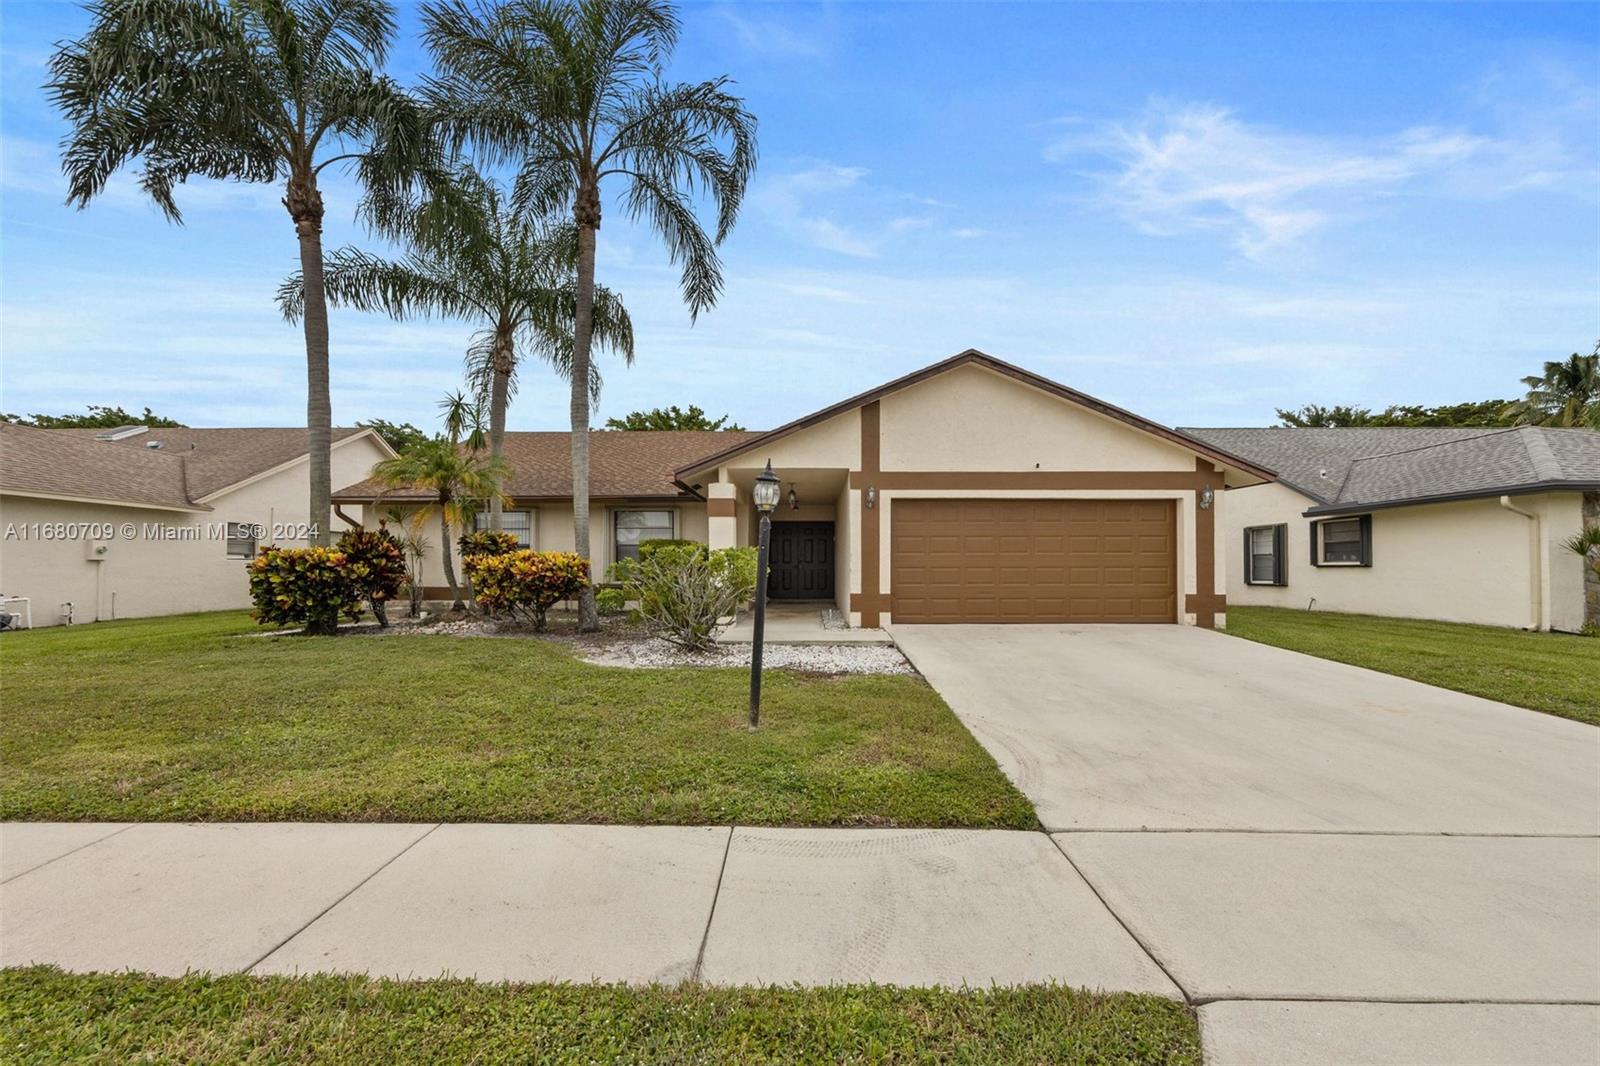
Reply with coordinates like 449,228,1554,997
1302,480,1600,517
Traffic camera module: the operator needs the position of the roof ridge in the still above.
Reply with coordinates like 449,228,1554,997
1342,426,1513,464
1518,426,1563,481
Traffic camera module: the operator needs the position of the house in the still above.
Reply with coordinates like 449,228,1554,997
0,423,393,626
337,350,1274,628
1181,425,1600,632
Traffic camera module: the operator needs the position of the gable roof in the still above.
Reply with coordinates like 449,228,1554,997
675,349,1277,482
332,429,768,503
2,424,384,511
1181,425,1600,514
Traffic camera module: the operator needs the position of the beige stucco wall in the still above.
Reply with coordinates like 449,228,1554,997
879,364,1197,472
0,433,389,626
1221,481,1589,631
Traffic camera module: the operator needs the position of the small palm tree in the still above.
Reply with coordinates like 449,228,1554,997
279,165,633,531
371,435,507,612
49,0,430,545
422,0,758,630
1506,343,1600,430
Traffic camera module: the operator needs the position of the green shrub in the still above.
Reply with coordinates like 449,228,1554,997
615,545,759,650
463,550,589,631
596,587,628,616
247,547,364,636
457,529,520,560
335,528,407,627
638,538,699,561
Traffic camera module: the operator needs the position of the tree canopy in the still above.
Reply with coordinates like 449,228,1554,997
2,405,184,429
1275,400,1514,428
604,405,744,431
357,419,429,452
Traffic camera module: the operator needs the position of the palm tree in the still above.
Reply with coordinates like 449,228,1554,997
49,0,430,545
279,165,634,531
1506,343,1600,430
370,436,507,612
422,0,758,629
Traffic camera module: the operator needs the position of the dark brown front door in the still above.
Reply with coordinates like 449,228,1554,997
768,522,835,599
891,498,1176,623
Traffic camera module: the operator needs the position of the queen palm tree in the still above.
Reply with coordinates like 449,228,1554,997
48,0,430,545
421,0,758,629
279,165,634,531
370,434,507,612
1506,343,1600,430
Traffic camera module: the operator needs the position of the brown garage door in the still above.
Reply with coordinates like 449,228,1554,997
891,499,1176,623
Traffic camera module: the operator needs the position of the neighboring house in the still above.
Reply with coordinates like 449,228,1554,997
1182,425,1600,632
0,423,393,626
338,350,1273,628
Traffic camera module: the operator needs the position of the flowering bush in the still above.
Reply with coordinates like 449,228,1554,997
247,546,365,635
335,527,407,627
463,550,589,630
611,545,759,650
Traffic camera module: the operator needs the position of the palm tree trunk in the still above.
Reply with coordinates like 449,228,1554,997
439,507,465,611
487,326,513,532
571,182,601,631
288,167,333,547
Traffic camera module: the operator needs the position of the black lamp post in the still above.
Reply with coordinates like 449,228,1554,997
749,460,781,729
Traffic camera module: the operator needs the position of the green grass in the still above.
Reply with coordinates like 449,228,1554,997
0,967,1200,1065
1225,606,1600,725
0,612,1036,827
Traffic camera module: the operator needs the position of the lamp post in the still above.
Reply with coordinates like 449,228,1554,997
749,460,781,729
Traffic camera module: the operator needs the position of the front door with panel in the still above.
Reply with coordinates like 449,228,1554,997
767,522,835,599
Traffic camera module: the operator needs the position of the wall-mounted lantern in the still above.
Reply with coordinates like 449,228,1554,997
1199,486,1214,510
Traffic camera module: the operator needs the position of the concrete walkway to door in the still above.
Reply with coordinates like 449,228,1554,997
889,623,1600,1065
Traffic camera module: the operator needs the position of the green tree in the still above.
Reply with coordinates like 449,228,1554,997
604,404,744,431
50,0,429,545
1506,343,1600,430
422,0,758,630
282,165,633,531
357,419,429,453
1,405,183,429
1275,401,1515,428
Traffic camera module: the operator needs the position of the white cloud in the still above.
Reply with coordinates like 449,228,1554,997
752,163,880,258
719,9,826,58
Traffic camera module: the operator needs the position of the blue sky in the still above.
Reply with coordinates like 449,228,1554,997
2,1,1596,433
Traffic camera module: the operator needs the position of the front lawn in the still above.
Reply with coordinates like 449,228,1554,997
1225,606,1600,725
0,968,1200,1065
0,612,1035,827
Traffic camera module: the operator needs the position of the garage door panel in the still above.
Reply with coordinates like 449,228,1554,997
892,498,1175,623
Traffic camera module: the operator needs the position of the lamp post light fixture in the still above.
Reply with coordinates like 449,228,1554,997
748,460,782,729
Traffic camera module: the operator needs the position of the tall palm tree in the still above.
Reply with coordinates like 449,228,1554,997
279,165,634,530
370,435,507,612
1507,343,1600,430
49,0,430,545
422,0,758,629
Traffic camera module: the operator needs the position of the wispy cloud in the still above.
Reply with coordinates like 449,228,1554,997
718,8,827,58
752,163,879,258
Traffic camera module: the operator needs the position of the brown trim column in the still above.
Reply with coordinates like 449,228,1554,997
854,401,884,626
1190,457,1225,628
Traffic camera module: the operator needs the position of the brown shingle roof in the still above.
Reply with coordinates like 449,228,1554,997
333,430,768,502
0,423,205,511
48,427,371,498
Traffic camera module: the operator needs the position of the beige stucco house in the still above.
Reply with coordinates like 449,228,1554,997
0,423,392,626
1183,426,1600,632
338,351,1275,629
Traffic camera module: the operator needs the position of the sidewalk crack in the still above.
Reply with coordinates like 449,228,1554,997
690,825,735,984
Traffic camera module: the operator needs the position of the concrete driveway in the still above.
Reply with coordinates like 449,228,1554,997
890,623,1600,1065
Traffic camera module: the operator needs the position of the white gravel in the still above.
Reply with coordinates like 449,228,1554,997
580,638,916,675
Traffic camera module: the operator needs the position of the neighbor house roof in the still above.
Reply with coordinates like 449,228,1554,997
1181,426,1600,515
674,349,1278,483
332,430,768,503
2,424,384,511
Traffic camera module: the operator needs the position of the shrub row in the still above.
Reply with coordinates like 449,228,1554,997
246,528,409,635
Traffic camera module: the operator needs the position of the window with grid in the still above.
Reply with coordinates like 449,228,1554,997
225,522,257,559
614,510,675,562
1244,524,1286,585
1319,516,1369,565
474,510,534,547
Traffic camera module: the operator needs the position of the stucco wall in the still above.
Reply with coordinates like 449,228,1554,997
0,433,388,626
1585,491,1600,630
1221,481,1589,631
879,364,1197,472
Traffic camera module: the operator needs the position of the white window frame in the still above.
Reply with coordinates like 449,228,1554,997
1313,515,1371,567
474,509,536,548
1244,524,1287,586
613,508,678,564
225,521,257,560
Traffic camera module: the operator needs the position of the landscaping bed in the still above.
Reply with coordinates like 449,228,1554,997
0,612,1033,827
1225,606,1600,725
0,967,1201,1065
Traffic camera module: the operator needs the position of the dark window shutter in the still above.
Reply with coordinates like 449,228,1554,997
1359,514,1373,566
1273,524,1288,585
1310,521,1320,567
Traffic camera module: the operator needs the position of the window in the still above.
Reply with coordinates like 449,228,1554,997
614,509,675,562
225,522,257,559
475,509,534,548
1244,524,1287,586
1314,515,1372,566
